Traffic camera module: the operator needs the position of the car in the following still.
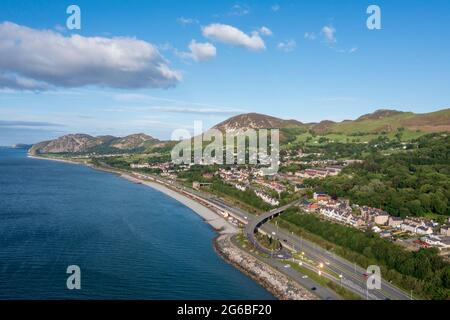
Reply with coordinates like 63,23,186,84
311,287,317,291
302,275,308,279
284,264,291,268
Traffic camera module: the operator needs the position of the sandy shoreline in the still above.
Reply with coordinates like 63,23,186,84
119,173,237,234
27,155,84,165
27,154,237,235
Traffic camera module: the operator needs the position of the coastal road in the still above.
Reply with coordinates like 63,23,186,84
207,197,411,300
230,236,341,300
259,221,411,300
133,173,411,300
245,200,301,258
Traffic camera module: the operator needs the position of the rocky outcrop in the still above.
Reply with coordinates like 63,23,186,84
29,133,159,155
29,134,101,155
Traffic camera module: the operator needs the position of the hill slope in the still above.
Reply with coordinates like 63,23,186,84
29,133,159,155
29,108,449,154
212,113,303,132
313,108,450,134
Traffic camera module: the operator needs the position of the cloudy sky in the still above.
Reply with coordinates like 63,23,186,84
0,0,449,145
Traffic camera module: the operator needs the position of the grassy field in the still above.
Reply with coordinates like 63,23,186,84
289,130,427,146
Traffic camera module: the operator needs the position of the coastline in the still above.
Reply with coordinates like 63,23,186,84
27,155,84,166
27,154,237,235
26,153,309,300
119,173,238,234
214,234,317,300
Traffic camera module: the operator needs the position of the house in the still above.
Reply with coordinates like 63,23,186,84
255,190,279,206
324,166,343,176
374,214,390,226
298,169,329,179
421,235,450,250
401,222,418,233
361,206,390,225
416,226,434,235
192,182,212,190
130,163,152,169
306,203,319,212
313,192,331,203
349,215,365,227
440,226,450,236
388,216,404,228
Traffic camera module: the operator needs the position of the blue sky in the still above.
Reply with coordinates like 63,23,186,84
0,0,449,145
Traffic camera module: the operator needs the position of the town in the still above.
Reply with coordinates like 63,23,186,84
123,150,450,257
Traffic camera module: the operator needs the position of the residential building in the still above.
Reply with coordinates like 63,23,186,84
388,216,404,228
440,226,450,236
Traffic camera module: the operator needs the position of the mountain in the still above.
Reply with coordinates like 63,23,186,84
211,109,450,135
29,108,449,155
212,113,303,132
110,133,156,150
317,108,450,134
29,133,159,155
355,109,405,121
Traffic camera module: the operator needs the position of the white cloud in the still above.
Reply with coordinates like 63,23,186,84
259,26,273,36
111,94,247,112
177,17,198,25
202,23,265,51
229,4,250,16
304,32,317,40
151,106,244,115
178,40,217,62
0,72,52,91
53,24,66,33
277,39,296,52
349,46,358,53
0,22,181,91
321,25,337,44
271,4,280,12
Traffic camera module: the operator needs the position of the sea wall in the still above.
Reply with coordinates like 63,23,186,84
214,234,317,300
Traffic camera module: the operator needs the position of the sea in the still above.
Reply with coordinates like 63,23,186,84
0,147,273,299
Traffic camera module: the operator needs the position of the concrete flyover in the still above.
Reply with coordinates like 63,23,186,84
245,200,301,258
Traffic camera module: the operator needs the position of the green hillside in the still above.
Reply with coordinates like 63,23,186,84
322,108,450,135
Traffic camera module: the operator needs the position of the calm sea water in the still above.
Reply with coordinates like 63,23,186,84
0,148,273,300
